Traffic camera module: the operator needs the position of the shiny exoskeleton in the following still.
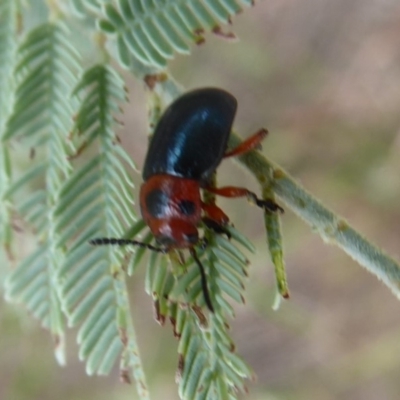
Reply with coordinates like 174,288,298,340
140,88,281,249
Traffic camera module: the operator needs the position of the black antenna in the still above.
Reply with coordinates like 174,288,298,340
190,247,214,313
89,237,214,312
89,238,167,253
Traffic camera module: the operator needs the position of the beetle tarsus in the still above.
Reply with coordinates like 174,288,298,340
246,193,284,213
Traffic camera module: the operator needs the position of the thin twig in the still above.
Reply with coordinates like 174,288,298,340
228,133,400,299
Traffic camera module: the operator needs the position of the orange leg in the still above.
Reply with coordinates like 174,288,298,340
201,202,232,239
201,202,230,225
205,186,284,213
224,128,268,158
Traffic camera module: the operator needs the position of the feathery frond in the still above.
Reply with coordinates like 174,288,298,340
70,0,106,16
0,0,19,253
56,64,148,395
137,223,254,399
69,0,109,30
175,231,254,399
0,0,18,125
75,0,251,69
4,21,80,364
176,312,254,400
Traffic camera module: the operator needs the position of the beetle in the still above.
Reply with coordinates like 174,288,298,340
90,88,283,311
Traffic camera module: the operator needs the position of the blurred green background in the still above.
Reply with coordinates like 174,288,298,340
1,1,400,399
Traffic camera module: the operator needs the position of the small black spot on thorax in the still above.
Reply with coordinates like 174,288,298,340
178,200,196,216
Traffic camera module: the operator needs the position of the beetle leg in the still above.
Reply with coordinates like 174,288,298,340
202,217,232,240
205,186,284,213
224,128,268,158
201,202,231,239
201,201,230,225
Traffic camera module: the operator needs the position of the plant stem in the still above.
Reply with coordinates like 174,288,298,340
228,134,400,299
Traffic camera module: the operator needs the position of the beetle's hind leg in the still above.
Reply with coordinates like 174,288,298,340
201,202,232,239
202,217,232,240
201,201,229,225
224,128,268,158
205,186,284,214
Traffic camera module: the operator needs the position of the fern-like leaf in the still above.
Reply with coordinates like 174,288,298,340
180,232,253,399
70,0,106,16
4,21,80,364
97,0,248,69
137,224,254,399
0,0,19,253
56,64,149,398
0,0,18,126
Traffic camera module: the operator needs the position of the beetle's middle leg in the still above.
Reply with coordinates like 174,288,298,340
204,186,284,213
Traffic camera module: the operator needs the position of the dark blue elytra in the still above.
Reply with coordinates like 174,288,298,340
142,88,237,183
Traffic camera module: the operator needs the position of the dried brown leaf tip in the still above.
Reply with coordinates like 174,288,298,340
192,305,208,328
212,26,237,40
175,354,184,383
119,327,128,347
144,73,168,90
120,368,131,384
169,316,182,338
194,29,205,45
153,299,166,326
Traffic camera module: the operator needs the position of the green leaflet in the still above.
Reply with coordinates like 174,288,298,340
138,226,253,399
71,0,251,69
0,0,18,251
57,63,148,397
3,20,80,365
